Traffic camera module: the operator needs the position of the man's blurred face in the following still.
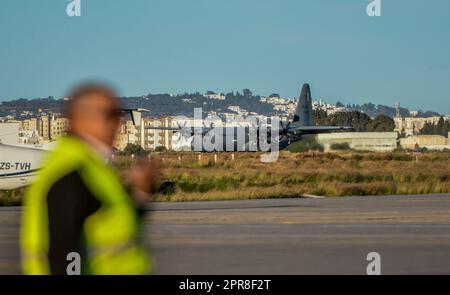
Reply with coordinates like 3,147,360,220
69,92,121,146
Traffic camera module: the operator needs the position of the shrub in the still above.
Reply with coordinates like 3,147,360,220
286,136,324,153
121,143,147,156
330,142,351,151
154,146,167,152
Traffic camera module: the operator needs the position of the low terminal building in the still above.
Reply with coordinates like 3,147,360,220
399,133,450,151
316,132,398,152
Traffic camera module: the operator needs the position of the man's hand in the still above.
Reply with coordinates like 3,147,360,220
126,155,162,205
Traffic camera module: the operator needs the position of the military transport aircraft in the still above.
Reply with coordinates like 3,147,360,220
0,84,351,190
147,83,352,151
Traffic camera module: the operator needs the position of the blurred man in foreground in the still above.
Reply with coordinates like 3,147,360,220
21,83,159,275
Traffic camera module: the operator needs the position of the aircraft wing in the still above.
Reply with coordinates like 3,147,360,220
146,126,214,136
288,125,353,135
147,125,353,135
145,126,183,131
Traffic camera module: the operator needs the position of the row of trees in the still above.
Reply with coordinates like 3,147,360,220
119,89,276,118
419,117,450,137
117,143,166,156
314,110,395,132
335,101,439,118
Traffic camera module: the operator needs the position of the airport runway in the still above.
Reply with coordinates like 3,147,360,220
1,194,450,274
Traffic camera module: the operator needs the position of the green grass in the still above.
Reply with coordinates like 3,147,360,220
0,189,24,206
147,150,450,202
2,150,450,205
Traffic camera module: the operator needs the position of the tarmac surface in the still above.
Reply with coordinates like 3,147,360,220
1,194,450,274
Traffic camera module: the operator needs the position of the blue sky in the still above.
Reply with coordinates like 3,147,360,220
0,0,449,113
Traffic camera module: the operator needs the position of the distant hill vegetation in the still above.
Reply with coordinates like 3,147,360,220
338,101,440,118
0,97,63,114
0,91,440,120
0,91,276,119
118,90,276,117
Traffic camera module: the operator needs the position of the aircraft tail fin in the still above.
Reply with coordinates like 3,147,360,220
293,83,314,126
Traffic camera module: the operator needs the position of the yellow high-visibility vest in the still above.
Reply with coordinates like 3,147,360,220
21,136,151,275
